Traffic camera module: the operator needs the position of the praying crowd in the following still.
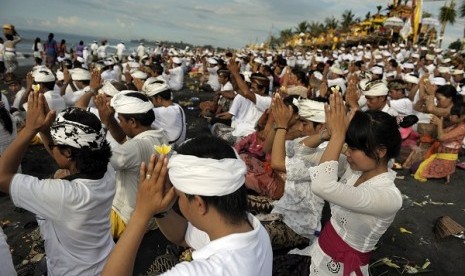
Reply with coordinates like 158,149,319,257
1,27,465,276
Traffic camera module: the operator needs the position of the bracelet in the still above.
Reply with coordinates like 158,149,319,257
274,126,288,131
154,211,168,218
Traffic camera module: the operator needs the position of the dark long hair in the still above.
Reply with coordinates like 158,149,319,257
0,107,13,134
346,110,401,162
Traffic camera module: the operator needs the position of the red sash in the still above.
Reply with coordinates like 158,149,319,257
318,221,372,276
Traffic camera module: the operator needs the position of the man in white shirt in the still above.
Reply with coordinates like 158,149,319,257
164,57,184,91
30,69,66,113
102,136,273,276
116,42,126,61
211,56,271,145
136,43,146,59
95,91,168,239
62,68,91,107
142,80,186,146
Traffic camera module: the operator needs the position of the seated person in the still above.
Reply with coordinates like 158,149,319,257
102,136,273,276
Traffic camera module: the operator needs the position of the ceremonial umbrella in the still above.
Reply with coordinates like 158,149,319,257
384,17,404,27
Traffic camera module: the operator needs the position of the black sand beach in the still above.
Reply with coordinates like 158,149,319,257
1,65,465,275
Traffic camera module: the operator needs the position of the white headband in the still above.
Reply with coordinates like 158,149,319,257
293,98,326,123
168,153,246,196
99,80,120,97
50,108,106,149
110,91,153,114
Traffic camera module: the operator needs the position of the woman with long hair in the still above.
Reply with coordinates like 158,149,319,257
32,37,44,59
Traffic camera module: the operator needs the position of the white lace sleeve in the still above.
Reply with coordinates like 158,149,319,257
310,162,402,216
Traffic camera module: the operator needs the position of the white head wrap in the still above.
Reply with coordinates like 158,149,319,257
99,80,120,97
363,80,389,96
404,74,419,84
110,91,154,114
143,80,170,97
70,68,91,81
168,153,246,196
50,108,106,149
130,70,147,80
33,69,55,82
293,99,325,123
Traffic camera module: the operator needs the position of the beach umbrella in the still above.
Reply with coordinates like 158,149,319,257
421,17,440,27
384,17,404,27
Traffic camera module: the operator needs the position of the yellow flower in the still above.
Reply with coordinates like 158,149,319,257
154,144,172,155
32,84,41,93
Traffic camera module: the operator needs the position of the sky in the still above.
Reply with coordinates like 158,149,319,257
2,0,464,48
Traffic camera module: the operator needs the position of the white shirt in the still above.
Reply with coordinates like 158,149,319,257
10,171,116,276
207,66,220,91
229,94,271,137
12,87,26,109
166,66,184,91
97,45,108,59
162,214,272,276
308,161,402,275
136,45,146,58
152,103,186,146
101,69,118,81
43,90,66,113
111,129,168,223
1,94,10,111
272,139,346,239
116,43,126,57
381,103,399,117
390,97,413,116
0,228,16,276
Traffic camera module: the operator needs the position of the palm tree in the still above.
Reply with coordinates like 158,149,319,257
325,16,339,31
439,0,457,48
295,21,309,34
341,10,356,32
309,21,325,36
460,0,465,48
365,12,371,20
279,28,294,44
376,5,382,15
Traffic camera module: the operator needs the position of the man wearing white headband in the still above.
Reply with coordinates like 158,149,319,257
95,91,168,238
143,79,186,146
163,57,184,91
0,96,115,275
211,54,272,145
102,136,272,276
21,68,66,113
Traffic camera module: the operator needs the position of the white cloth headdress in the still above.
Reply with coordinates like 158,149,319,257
168,152,246,196
110,91,154,114
293,98,326,123
50,108,106,149
99,80,120,97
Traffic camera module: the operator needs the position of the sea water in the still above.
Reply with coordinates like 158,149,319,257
12,29,145,66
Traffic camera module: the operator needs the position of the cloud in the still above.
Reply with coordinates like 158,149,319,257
116,18,135,29
57,16,80,26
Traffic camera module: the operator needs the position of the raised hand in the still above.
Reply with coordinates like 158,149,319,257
135,154,176,219
94,94,114,126
25,92,56,133
325,92,349,139
89,68,102,90
271,94,293,128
